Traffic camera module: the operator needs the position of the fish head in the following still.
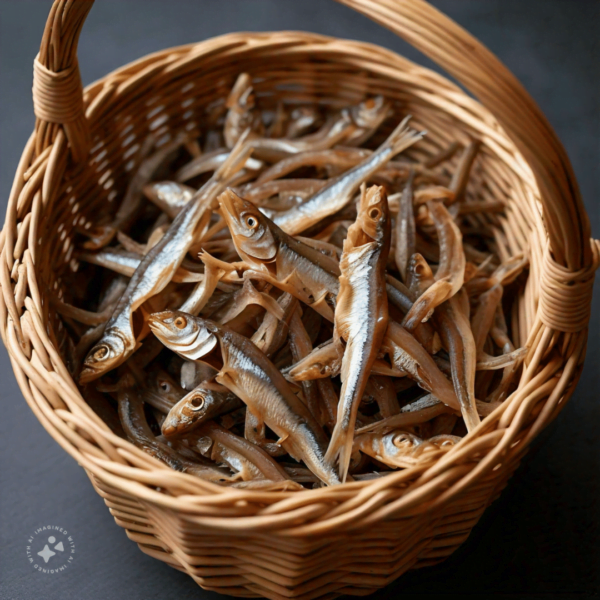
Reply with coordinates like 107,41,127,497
148,368,185,405
392,431,422,449
80,331,128,384
148,311,217,360
218,188,277,264
161,386,217,437
351,96,391,129
226,73,255,111
408,253,434,287
428,434,461,450
287,106,320,136
355,184,390,243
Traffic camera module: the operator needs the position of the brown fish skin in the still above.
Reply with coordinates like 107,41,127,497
188,421,290,482
271,116,424,236
148,311,340,486
79,135,253,384
403,200,465,330
394,170,416,282
218,188,341,321
353,430,459,469
404,253,479,430
325,185,391,481
162,382,242,437
115,374,229,481
284,337,405,382
239,178,326,205
224,73,263,149
256,148,371,184
288,307,323,424
250,292,298,357
143,181,195,218
448,140,480,204
246,96,390,163
432,293,481,432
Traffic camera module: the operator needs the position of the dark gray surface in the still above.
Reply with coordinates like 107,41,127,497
0,1,598,598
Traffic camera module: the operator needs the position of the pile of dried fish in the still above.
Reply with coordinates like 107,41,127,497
59,73,528,490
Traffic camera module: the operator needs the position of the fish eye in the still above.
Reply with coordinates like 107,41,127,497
245,215,258,229
394,435,413,447
93,346,109,360
159,380,171,392
369,207,381,220
174,316,187,329
190,395,205,411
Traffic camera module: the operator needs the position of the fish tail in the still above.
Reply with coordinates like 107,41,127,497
386,115,426,156
215,129,254,181
324,423,354,483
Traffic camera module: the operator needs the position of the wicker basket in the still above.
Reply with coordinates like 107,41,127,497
1,0,598,598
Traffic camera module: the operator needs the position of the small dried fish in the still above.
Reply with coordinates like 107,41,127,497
353,430,459,469
80,135,252,383
115,374,229,481
272,116,425,235
224,73,263,149
325,185,391,481
143,181,195,218
162,382,243,437
219,188,341,321
403,200,465,329
188,421,291,482
148,311,341,485
394,170,415,281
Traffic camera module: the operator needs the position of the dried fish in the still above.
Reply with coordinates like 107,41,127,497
148,311,340,485
188,421,290,482
403,200,465,329
325,185,391,480
80,135,253,383
272,116,424,235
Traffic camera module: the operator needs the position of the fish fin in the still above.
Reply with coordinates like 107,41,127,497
385,115,426,156
214,129,254,183
287,340,343,381
402,277,453,330
275,433,289,446
241,278,285,320
200,250,238,273
324,423,354,483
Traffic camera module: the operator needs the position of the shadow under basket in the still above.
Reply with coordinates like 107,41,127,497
1,1,598,598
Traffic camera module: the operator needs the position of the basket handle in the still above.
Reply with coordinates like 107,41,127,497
335,0,592,273
35,0,592,273
32,0,93,163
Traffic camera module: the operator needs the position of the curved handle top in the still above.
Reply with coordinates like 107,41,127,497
335,0,591,271
35,0,592,272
